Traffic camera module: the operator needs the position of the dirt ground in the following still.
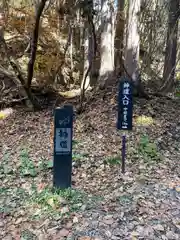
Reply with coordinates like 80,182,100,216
0,87,180,240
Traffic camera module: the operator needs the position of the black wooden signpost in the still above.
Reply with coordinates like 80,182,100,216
53,105,73,188
117,77,133,173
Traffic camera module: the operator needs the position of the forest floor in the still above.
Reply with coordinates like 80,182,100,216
0,86,180,240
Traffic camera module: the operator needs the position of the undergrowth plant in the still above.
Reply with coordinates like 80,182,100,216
38,157,53,171
29,185,89,219
19,149,53,177
0,152,14,175
104,155,121,165
19,149,37,177
138,135,162,162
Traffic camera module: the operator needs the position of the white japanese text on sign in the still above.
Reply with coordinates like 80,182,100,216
122,82,130,129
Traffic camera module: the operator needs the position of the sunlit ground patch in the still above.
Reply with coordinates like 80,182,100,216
135,115,154,126
0,108,13,120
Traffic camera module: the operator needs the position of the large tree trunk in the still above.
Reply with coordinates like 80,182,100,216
161,0,179,93
124,0,148,98
98,0,115,89
114,0,125,75
124,0,140,83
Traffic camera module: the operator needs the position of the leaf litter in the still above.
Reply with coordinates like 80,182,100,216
0,87,180,239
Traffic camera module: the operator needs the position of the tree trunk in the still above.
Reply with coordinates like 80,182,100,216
27,0,47,88
0,0,7,42
161,0,179,93
81,24,91,92
114,0,125,75
79,1,96,112
124,0,149,98
98,0,115,89
80,0,95,92
0,4,40,109
124,0,140,83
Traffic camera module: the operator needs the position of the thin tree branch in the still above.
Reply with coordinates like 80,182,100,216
79,8,97,113
1,37,40,109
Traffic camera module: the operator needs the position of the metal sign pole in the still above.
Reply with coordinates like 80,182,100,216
121,134,126,173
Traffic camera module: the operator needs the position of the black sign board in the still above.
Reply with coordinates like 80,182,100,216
117,77,133,130
53,105,73,188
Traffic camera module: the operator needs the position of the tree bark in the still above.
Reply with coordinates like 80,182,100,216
124,0,149,98
161,0,179,93
27,0,47,88
98,0,115,89
79,1,97,112
124,0,140,83
81,24,91,92
114,0,125,75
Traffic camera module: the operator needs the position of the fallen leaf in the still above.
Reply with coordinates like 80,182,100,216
153,224,164,231
78,237,91,240
102,218,114,225
37,183,46,191
38,234,47,240
73,216,79,223
60,206,69,214
58,196,67,205
15,217,23,225
59,228,69,237
131,231,139,237
53,228,69,238
66,221,73,229
166,231,176,239
3,234,13,240
175,186,180,192
47,198,55,208
131,236,138,240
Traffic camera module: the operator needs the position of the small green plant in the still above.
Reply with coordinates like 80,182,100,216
0,152,14,176
138,135,161,162
29,186,87,219
72,152,89,167
0,187,30,214
0,187,9,194
104,155,121,165
72,152,88,162
0,206,12,214
50,187,86,207
20,229,36,240
38,158,53,171
19,149,37,177
175,80,180,97
31,186,84,206
118,195,133,205
72,139,79,147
